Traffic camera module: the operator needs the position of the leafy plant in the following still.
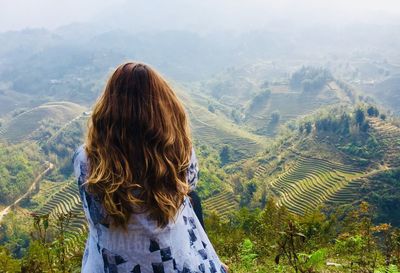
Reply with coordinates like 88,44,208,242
240,238,257,270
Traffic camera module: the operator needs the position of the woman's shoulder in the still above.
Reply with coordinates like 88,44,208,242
72,144,88,179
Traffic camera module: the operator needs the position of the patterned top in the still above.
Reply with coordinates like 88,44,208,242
73,145,226,273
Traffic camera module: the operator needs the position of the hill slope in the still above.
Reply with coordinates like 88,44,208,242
0,101,85,143
229,108,400,222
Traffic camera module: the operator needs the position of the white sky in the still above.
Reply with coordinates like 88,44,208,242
0,0,399,32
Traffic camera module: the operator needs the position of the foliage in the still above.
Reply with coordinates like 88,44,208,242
42,118,86,180
362,170,400,226
240,238,258,270
21,212,83,272
298,106,384,161
270,111,281,125
0,246,20,272
375,265,400,273
290,66,332,92
195,143,228,199
367,106,380,117
220,145,233,166
239,181,258,207
205,200,400,272
0,143,41,204
248,90,271,112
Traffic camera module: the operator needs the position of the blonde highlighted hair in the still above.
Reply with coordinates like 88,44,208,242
85,62,192,228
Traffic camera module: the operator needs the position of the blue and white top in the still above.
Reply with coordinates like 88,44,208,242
73,145,226,273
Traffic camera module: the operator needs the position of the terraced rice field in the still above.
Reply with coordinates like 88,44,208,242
203,191,239,219
32,180,87,255
325,179,363,204
254,164,269,178
270,157,365,215
0,102,84,143
188,104,268,160
245,92,341,134
369,118,400,168
36,181,86,233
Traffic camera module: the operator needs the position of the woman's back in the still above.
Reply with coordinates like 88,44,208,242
74,62,226,273
74,146,225,273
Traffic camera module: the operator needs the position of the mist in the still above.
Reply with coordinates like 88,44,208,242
1,0,400,32
1,0,400,102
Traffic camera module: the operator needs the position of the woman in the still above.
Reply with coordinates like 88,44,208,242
73,62,227,273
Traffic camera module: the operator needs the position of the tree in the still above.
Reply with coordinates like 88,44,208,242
340,114,350,135
248,90,271,112
275,221,326,273
0,247,20,272
304,122,313,134
290,66,332,92
239,239,257,271
367,106,379,117
270,111,281,125
355,108,365,126
240,181,257,207
219,145,232,166
361,121,370,132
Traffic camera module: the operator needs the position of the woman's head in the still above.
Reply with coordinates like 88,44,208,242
85,62,192,228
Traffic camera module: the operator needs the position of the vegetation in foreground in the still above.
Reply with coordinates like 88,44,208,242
1,199,400,273
207,199,400,273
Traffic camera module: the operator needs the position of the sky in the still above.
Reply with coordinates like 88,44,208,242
1,0,400,32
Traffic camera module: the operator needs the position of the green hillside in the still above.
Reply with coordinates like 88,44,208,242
203,191,239,219
0,102,85,143
31,181,87,240
228,106,400,224
1,99,399,273
1,10,400,271
175,84,270,161
0,62,399,273
271,155,365,215
0,143,42,204
197,66,357,137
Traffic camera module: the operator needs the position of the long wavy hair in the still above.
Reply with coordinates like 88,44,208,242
85,62,192,228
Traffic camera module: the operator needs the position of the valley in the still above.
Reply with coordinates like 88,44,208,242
0,25,399,272
1,65,398,237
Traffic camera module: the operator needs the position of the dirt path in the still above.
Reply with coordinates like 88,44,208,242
0,161,54,224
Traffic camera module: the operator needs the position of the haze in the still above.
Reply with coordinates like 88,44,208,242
1,0,400,32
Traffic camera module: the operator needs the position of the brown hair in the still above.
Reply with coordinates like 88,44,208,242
85,62,192,228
